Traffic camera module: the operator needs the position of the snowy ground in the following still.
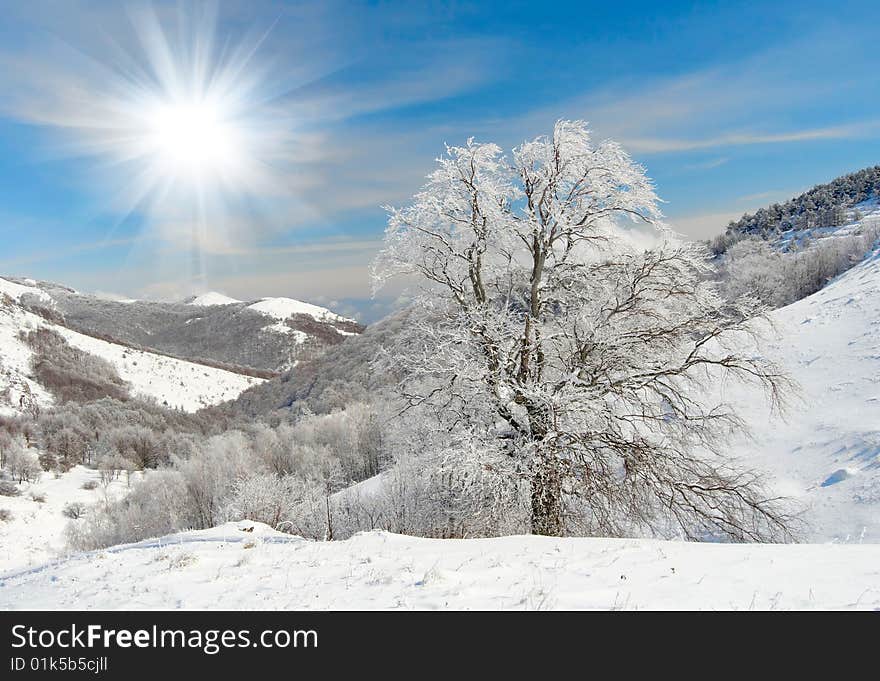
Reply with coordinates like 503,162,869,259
0,466,134,573
719,249,880,542
1,520,877,610
0,277,52,304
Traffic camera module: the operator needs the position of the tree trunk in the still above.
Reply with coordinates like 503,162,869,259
325,494,334,541
530,456,563,536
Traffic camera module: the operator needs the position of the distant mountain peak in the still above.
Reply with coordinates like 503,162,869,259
185,292,243,307
247,297,354,324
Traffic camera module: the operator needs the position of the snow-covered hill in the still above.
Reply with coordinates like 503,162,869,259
248,297,354,324
0,297,55,414
0,276,52,304
186,291,242,306
0,280,263,413
53,323,263,411
720,248,880,542
1,520,877,610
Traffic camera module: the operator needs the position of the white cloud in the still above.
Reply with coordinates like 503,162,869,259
668,211,745,240
621,122,879,154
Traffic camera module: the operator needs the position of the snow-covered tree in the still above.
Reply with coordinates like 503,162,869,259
373,120,793,540
224,473,301,530
4,439,42,484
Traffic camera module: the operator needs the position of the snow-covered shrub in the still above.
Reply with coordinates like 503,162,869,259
66,469,191,551
721,239,787,307
103,425,166,470
30,491,46,503
0,428,15,469
95,463,117,486
175,431,256,528
81,480,98,491
277,476,334,541
224,474,301,529
0,508,12,522
4,444,42,484
38,411,92,470
62,502,87,519
0,481,20,497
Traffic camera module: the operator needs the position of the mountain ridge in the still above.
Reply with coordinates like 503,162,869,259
2,277,364,374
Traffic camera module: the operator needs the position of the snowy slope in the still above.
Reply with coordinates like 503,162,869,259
39,283,362,373
1,521,878,610
720,250,880,542
773,198,880,252
0,299,55,415
0,466,135,572
248,297,354,324
0,292,262,414
52,324,263,411
0,276,52,304
187,292,242,306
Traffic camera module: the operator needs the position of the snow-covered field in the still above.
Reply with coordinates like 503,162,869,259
5,465,876,610
0,277,52,304
0,466,134,573
1,520,877,610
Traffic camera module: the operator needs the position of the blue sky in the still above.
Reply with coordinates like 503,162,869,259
0,0,878,321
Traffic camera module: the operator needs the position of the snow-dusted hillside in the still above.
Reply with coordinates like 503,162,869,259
0,277,51,304
0,279,263,413
773,198,880,252
0,295,55,415
1,520,877,610
187,291,242,306
39,284,364,373
248,297,354,324
721,249,880,542
53,324,263,411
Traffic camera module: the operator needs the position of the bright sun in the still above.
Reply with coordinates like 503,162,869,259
145,97,243,183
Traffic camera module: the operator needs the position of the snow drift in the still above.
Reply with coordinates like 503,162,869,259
1,521,877,610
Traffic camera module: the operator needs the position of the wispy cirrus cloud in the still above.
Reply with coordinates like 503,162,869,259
685,157,729,171
483,22,880,159
622,121,880,154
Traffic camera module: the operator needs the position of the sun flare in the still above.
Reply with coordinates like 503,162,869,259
25,3,303,287
33,4,298,240
145,97,242,183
